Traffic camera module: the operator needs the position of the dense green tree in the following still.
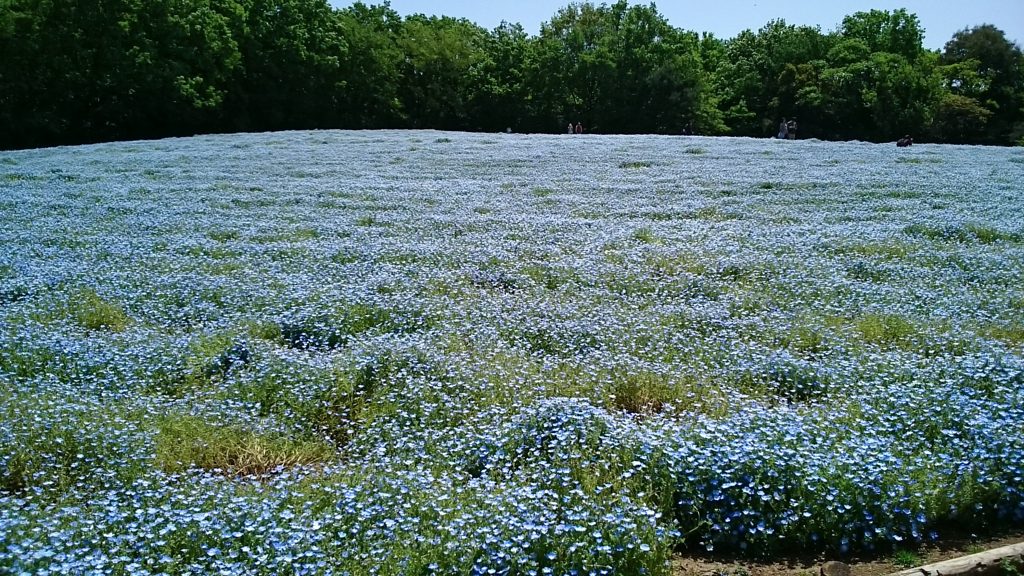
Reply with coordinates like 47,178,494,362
839,9,923,62
929,93,994,143
335,2,404,128
531,2,616,130
940,24,1024,143
2,1,1023,148
716,20,834,136
469,21,536,132
0,0,241,147
396,15,487,130
529,2,721,134
224,0,348,131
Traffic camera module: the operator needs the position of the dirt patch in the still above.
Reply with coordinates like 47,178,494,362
673,532,1024,576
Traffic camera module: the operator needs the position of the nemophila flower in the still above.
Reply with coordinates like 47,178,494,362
1,131,1023,574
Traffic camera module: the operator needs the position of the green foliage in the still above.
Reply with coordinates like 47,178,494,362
856,313,917,348
929,93,993,144
941,25,1024,145
1,1,1022,147
155,415,334,476
840,9,923,61
632,227,663,244
904,222,1021,244
986,323,1024,346
70,288,132,332
1001,559,1023,576
892,550,922,568
0,390,149,495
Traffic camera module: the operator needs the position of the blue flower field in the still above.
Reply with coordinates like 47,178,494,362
1,131,1023,574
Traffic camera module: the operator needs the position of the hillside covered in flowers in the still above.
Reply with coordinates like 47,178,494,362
1,131,1023,574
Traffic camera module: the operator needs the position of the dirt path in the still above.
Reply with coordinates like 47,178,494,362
674,532,1024,576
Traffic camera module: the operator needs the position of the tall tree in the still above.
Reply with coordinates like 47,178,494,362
0,0,244,148
839,9,923,62
226,0,348,131
396,14,487,130
336,2,404,128
470,21,536,132
940,24,1024,144
716,20,834,136
531,2,616,131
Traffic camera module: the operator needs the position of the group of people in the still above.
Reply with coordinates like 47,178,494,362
565,122,696,135
778,117,798,140
560,117,914,145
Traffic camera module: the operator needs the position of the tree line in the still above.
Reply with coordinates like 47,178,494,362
1,0,1022,150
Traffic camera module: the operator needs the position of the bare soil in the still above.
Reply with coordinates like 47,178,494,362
673,531,1024,576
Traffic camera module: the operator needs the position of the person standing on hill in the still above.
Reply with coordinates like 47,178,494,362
575,122,583,135
778,118,789,139
786,118,798,140
567,122,574,134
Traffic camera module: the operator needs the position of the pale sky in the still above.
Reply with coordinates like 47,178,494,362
329,0,1024,50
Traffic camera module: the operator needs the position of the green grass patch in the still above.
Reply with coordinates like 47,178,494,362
633,227,663,245
146,334,251,397
892,550,921,568
68,288,132,332
607,370,694,415
155,415,334,476
522,263,577,291
776,325,827,358
695,206,741,221
845,261,888,282
684,147,707,155
2,173,45,182
843,240,911,259
619,161,652,169
207,229,241,242
647,252,708,276
904,222,1021,244
531,188,555,197
278,303,426,350
984,323,1024,346
0,392,149,495
855,313,917,349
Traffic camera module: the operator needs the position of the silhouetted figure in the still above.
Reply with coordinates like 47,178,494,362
778,118,789,139
575,122,583,135
567,122,573,134
786,118,797,140
897,135,914,147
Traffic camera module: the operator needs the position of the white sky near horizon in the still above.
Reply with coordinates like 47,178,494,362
328,0,1024,50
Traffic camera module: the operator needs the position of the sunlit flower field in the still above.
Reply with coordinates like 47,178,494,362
2,130,1024,575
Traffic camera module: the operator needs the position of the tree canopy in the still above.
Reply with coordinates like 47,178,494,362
2,0,1022,149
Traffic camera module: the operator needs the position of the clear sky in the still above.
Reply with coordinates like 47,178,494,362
329,0,1024,50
